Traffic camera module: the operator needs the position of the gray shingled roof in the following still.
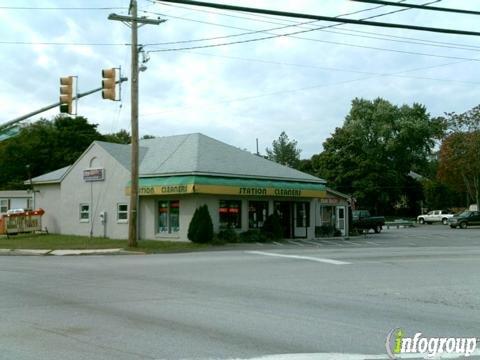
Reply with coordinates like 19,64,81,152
139,133,325,183
96,141,147,171
31,134,325,184
30,166,71,184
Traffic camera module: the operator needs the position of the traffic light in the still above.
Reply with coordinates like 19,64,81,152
59,76,73,114
102,68,116,100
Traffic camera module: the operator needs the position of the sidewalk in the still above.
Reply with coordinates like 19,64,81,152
0,248,144,256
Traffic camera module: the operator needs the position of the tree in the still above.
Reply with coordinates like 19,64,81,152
437,105,480,208
103,129,131,144
187,205,214,243
312,98,444,214
266,131,301,169
0,115,103,189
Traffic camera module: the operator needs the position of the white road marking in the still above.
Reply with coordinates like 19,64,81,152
299,239,319,246
287,240,304,247
366,241,379,245
272,241,283,246
233,348,480,359
343,240,361,246
246,251,351,265
322,240,342,246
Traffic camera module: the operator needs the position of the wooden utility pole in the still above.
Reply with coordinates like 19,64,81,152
108,1,165,247
129,0,139,247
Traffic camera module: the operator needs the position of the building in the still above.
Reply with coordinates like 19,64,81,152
0,190,33,214
30,133,349,240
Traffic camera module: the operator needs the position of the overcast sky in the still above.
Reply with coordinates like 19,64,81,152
1,0,479,157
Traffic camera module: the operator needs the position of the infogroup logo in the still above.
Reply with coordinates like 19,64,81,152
385,328,478,359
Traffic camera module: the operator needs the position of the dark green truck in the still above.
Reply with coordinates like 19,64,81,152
352,210,385,233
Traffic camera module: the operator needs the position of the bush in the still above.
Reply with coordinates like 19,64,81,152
239,229,269,243
315,224,334,237
262,212,283,240
187,205,213,243
217,228,238,243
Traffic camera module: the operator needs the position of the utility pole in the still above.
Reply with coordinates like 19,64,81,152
108,1,165,247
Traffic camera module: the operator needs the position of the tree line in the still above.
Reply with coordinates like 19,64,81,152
266,98,479,216
0,115,151,190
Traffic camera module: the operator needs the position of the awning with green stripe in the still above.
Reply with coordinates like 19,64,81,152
127,175,326,198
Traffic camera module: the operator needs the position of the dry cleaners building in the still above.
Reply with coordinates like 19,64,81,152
31,133,349,241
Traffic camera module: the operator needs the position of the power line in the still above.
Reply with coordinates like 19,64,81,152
350,0,480,16
139,57,480,119
155,0,480,37
181,51,480,85
147,25,480,63
152,0,480,52
0,6,127,10
142,0,412,46
0,41,129,46
143,9,480,53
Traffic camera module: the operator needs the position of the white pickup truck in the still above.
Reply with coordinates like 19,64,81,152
417,210,454,225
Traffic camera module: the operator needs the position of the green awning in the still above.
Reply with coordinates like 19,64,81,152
128,175,326,198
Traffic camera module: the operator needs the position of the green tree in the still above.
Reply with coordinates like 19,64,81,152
0,115,103,189
187,205,214,243
266,131,301,169
438,131,480,208
103,129,131,144
312,98,444,214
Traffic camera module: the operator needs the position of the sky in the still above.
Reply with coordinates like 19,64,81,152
1,0,480,158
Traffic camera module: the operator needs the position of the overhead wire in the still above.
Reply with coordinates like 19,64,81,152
151,0,480,51
139,56,480,119
143,1,480,61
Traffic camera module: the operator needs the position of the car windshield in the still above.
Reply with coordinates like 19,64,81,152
458,211,472,217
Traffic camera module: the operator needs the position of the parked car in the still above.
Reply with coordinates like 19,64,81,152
417,210,454,225
448,210,480,229
352,210,385,233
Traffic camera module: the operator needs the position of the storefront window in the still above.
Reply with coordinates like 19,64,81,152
296,202,310,227
219,200,241,229
248,201,268,229
158,200,180,233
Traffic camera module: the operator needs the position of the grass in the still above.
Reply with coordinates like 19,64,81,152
0,233,210,254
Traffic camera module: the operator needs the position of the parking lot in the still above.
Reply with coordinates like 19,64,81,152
246,223,480,250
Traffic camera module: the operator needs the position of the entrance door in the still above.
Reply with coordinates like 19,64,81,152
336,206,346,235
274,201,292,239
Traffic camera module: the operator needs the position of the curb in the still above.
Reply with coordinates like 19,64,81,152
0,248,145,256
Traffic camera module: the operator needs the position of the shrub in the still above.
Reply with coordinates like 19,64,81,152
217,228,238,243
262,212,283,240
239,229,269,243
315,224,334,237
187,204,213,243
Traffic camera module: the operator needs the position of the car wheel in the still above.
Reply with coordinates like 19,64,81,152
442,218,448,225
460,222,467,229
418,218,424,224
374,225,382,233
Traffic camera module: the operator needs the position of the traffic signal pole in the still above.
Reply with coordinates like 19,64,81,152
0,77,128,133
108,1,165,247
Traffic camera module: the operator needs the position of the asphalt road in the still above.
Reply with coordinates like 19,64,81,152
1,225,480,360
